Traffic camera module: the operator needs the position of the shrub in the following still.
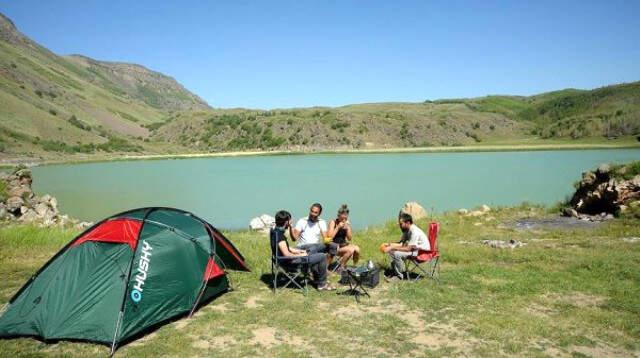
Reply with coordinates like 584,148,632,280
49,109,57,116
68,115,91,131
97,137,143,153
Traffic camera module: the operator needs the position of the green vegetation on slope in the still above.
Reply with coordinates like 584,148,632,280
0,12,207,159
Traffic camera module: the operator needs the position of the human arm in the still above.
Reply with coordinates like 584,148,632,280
345,221,353,241
290,219,302,241
389,244,416,253
278,241,306,257
381,242,405,253
327,220,346,239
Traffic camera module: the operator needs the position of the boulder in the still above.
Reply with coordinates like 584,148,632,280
18,209,39,223
34,202,50,217
401,202,428,220
249,214,275,231
7,185,32,199
480,204,491,213
563,207,579,218
58,214,71,227
569,162,640,216
75,221,94,230
596,164,611,175
458,208,469,215
6,196,24,213
49,196,58,210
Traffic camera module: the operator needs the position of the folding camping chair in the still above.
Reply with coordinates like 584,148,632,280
270,231,309,294
405,222,441,281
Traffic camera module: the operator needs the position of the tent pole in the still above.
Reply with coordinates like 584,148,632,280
0,302,9,316
189,256,213,318
109,208,156,355
109,310,124,356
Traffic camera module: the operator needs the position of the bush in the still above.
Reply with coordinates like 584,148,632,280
0,180,7,202
97,137,143,153
49,109,57,116
68,115,91,131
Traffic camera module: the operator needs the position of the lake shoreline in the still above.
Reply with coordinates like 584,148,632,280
12,141,640,168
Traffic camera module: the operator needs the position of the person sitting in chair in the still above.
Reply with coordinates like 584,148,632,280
292,203,339,267
381,212,430,281
271,210,335,291
326,204,360,272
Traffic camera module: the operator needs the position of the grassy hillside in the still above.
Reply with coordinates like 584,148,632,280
0,13,207,160
151,104,528,151
152,81,640,152
1,205,639,356
0,11,639,161
456,82,640,139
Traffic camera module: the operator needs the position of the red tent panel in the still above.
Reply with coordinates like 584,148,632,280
71,218,142,250
203,258,224,281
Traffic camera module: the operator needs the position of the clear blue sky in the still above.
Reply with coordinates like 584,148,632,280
2,1,639,109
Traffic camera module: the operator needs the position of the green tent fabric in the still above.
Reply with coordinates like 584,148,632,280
0,207,249,353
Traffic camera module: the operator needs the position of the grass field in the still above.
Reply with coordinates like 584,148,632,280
1,205,639,357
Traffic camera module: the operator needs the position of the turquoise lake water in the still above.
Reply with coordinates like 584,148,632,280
32,149,640,230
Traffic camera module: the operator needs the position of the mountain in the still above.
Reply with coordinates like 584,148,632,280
0,11,638,160
0,12,208,158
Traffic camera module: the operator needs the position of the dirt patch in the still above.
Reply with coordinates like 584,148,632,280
247,326,317,355
191,334,233,351
127,331,158,347
245,295,262,309
250,327,278,348
546,292,606,308
206,302,231,313
526,303,559,318
173,318,192,330
571,342,635,357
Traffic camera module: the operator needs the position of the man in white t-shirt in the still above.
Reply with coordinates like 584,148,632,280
381,212,430,280
292,203,339,265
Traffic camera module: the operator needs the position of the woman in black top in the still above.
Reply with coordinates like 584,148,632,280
326,204,360,271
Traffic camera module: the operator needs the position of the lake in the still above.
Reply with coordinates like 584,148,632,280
32,149,640,230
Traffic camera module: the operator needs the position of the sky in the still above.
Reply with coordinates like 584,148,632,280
2,0,639,109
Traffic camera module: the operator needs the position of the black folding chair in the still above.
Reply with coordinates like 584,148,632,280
270,229,309,294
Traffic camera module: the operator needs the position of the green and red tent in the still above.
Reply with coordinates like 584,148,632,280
0,207,249,353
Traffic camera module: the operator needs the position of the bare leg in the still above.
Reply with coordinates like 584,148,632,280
352,245,360,264
337,246,354,267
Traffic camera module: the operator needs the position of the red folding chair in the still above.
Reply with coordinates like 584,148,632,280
406,222,440,281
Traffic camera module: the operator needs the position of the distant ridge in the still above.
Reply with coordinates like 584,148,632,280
0,11,638,161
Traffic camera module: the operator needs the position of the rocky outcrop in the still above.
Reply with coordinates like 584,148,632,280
0,167,92,228
567,162,640,217
401,202,428,220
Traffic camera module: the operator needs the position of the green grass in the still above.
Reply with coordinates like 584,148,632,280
1,206,639,356
611,160,640,180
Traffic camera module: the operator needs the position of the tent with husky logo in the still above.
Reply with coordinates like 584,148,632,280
0,207,249,353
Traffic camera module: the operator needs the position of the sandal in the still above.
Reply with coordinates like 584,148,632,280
317,284,336,291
